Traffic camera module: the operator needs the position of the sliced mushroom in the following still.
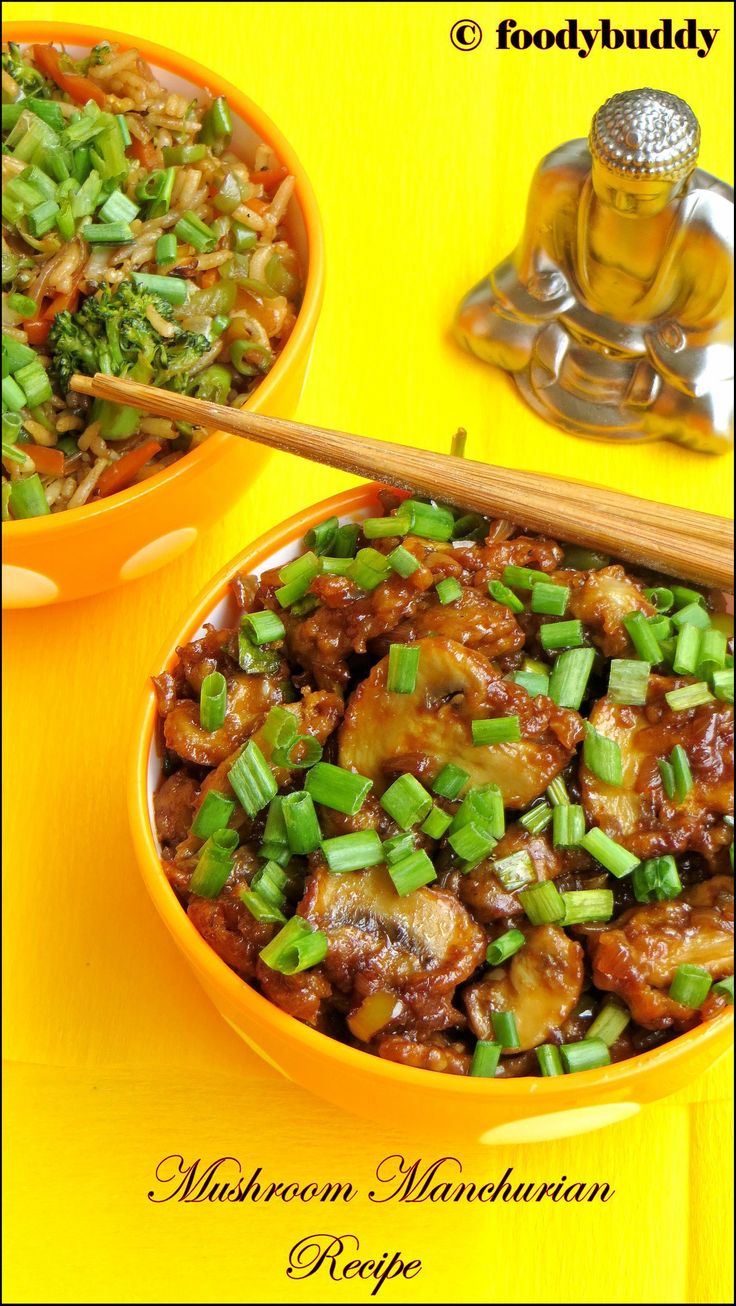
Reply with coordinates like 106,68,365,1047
565,565,655,657
378,587,524,661
163,672,288,766
339,636,583,807
464,924,584,1052
298,864,486,999
581,682,734,860
587,875,734,1030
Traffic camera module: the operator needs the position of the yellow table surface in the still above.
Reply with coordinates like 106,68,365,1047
3,3,734,1302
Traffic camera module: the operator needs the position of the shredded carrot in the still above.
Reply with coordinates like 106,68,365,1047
43,288,80,320
92,441,162,499
32,45,107,107
128,135,159,170
249,165,287,192
16,444,65,477
23,319,51,345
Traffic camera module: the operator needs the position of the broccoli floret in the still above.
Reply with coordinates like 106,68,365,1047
49,281,210,396
2,43,54,98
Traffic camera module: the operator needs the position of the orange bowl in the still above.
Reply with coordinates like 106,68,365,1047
1,22,324,607
129,484,733,1143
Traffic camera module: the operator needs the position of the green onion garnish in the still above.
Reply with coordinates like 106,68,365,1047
560,1038,611,1074
623,610,662,663
380,774,433,830
471,716,521,745
435,577,463,605
83,220,135,244
173,209,217,253
448,822,496,868
191,790,236,839
548,646,595,709
199,670,227,732
318,557,353,576
252,860,289,908
199,96,233,142
432,763,469,800
27,198,60,236
552,804,585,847
648,615,673,643
420,805,453,839
491,1010,521,1049
321,829,384,874
672,602,711,631
388,849,437,895
98,188,139,224
519,802,553,835
189,828,238,897
242,610,286,645
512,670,550,697
531,581,569,616
281,791,322,854
162,143,208,166
2,375,27,413
583,723,623,786
672,623,701,676
6,292,37,317
502,565,548,590
228,741,277,817
632,855,682,903
303,516,338,555
645,587,674,612
547,775,570,806
488,579,524,612
668,964,712,1008
305,762,372,815
382,832,416,864
670,744,693,801
131,271,187,306
486,929,525,966
263,796,288,845
362,516,408,539
518,880,565,925
540,620,585,651
239,888,286,924
396,498,454,541
387,544,420,577
580,828,639,878
712,668,734,703
259,916,328,975
470,1041,501,1077
713,976,734,1003
536,1045,564,1076
697,629,727,680
275,550,320,606
387,644,420,693
349,547,391,591
561,889,614,924
672,585,706,609
608,658,650,706
587,1000,630,1046
14,359,52,408
332,523,360,557
665,682,714,711
8,473,49,518
492,849,535,892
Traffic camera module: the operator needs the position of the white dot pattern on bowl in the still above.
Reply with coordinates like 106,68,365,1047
119,527,198,581
478,1101,640,1144
2,564,60,607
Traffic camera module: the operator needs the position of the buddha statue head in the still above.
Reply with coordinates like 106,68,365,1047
589,88,700,216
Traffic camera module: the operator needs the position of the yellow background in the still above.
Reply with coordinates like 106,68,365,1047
3,2,734,1301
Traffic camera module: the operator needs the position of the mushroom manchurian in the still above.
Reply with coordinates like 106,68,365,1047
153,496,734,1077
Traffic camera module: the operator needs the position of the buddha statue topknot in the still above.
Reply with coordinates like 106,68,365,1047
455,89,733,452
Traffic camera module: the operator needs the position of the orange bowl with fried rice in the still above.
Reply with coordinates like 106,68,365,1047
2,22,324,606
129,484,734,1143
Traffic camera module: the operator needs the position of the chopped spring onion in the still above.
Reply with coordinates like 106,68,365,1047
713,976,734,1003
488,579,524,612
396,498,454,541
98,188,139,224
242,610,286,645
420,806,453,839
259,916,328,975
471,716,521,745
362,515,408,539
349,547,391,591
486,929,525,966
536,1045,564,1076
583,723,623,786
502,565,548,590
305,762,372,815
387,544,420,577
697,629,727,679
387,643,420,693
492,849,535,892
27,199,60,237
519,802,553,835
587,1000,630,1046
83,220,134,244
238,627,281,676
648,615,673,643
491,1011,521,1049
432,763,469,800
380,774,433,830
252,861,289,909
513,669,551,699
623,610,662,663
332,523,360,557
608,658,650,706
470,1041,501,1077
449,785,504,840
239,888,286,924
228,741,277,817
531,581,569,616
199,671,227,732
162,143,208,166
6,292,37,317
552,804,585,848
137,167,175,217
518,880,565,925
173,210,217,253
382,833,416,865
116,113,132,146
632,855,682,903
321,829,384,874
320,557,353,576
448,822,496,868
189,828,238,898
670,744,693,801
672,623,701,676
281,791,322,854
645,587,674,612
712,668,734,703
672,585,706,609
263,796,288,847
191,790,236,839
14,359,51,408
199,96,233,142
560,1038,611,1074
657,757,676,798
547,776,570,806
131,271,187,305
561,889,614,925
388,849,437,895
303,516,338,554
272,735,323,771
672,602,711,631
668,964,712,1008
8,473,49,518
665,682,714,711
435,577,463,605
275,550,320,606
540,620,585,651
548,646,595,709
580,828,639,878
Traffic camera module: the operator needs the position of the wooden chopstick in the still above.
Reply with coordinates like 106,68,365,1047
70,372,734,589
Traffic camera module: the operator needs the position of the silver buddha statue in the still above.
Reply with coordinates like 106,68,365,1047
455,88,733,453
